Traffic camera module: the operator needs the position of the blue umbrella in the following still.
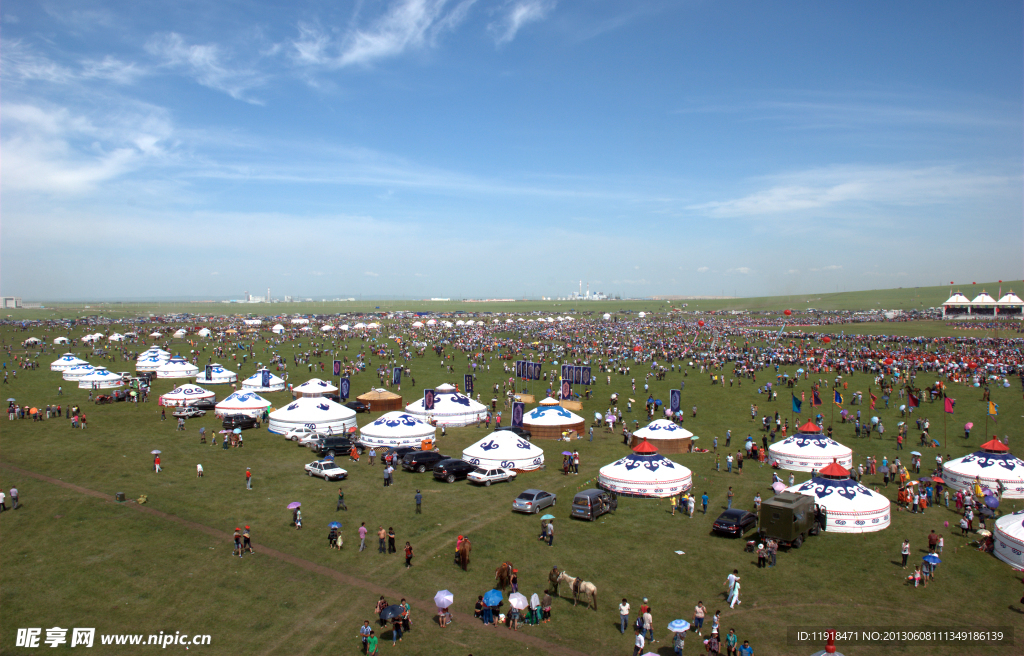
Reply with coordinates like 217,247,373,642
984,495,999,509
668,619,691,632
483,589,503,606
923,554,941,565
328,522,342,529
797,368,804,373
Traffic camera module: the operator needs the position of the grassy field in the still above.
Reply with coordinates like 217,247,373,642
2,323,1023,656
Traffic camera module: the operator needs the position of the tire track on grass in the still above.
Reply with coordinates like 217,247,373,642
1,462,589,656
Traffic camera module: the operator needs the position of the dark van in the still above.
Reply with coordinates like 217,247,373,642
571,489,617,521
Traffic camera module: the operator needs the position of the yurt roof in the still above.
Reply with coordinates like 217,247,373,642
357,388,403,401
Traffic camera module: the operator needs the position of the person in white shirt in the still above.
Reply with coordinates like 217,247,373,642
619,599,630,634
633,628,645,656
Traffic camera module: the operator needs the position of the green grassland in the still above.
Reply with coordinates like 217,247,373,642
2,324,1023,656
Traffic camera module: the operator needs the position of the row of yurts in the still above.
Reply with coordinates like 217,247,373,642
50,350,1024,564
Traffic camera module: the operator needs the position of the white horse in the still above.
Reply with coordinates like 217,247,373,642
556,572,597,610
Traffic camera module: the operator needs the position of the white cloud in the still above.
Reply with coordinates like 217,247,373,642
696,266,709,273
146,33,265,103
364,271,380,277
809,265,842,272
490,0,556,45
727,267,752,275
787,269,800,274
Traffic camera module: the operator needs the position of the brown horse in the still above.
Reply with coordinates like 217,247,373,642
548,567,561,595
495,562,514,590
455,538,472,571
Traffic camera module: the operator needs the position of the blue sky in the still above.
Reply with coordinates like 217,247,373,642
2,1,1021,301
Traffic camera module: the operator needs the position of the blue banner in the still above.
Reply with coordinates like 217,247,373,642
516,360,524,378
205,364,213,381
464,374,474,397
670,389,681,413
530,362,540,381
573,366,583,385
261,369,270,388
333,360,342,376
339,377,350,400
561,380,572,400
511,401,525,428
581,366,592,386
561,364,570,382
424,389,435,411
392,367,402,386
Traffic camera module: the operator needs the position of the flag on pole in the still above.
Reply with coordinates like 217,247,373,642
869,392,877,410
943,397,955,414
792,395,802,414
989,401,998,422
812,390,823,407
908,391,919,408
833,390,843,407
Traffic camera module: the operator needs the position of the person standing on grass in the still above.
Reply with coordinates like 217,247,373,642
366,630,378,656
359,621,372,653
692,602,705,635
359,522,368,551
901,539,910,568
377,526,386,553
727,487,734,509
337,487,347,511
387,527,396,554
415,489,422,513
154,455,161,472
738,640,753,656
9,486,19,510
702,492,709,515
197,464,203,478
726,628,739,656
404,541,413,568
633,627,645,656
0,489,6,512
619,598,630,634
642,606,654,643
246,467,252,490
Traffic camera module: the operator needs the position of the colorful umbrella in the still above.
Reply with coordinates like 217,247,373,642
233,427,242,434
668,619,691,632
562,451,573,456
772,481,787,493
287,502,301,509
434,590,454,609
923,554,941,565
965,422,974,430
379,605,405,621
150,450,162,455
910,451,922,456
483,589,503,606
328,522,341,529
541,514,555,520
977,529,992,537
932,476,945,484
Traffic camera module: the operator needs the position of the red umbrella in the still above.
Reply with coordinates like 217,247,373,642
932,476,945,484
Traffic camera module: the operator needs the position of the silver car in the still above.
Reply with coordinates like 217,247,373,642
512,488,556,514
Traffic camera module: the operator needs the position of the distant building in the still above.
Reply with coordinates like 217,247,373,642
943,289,1023,317
1,297,22,309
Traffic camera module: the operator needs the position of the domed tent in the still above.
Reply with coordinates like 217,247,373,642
785,460,890,533
241,368,286,393
136,355,169,373
108,333,125,342
195,363,237,385
214,388,270,419
522,397,585,439
994,509,1024,569
196,328,212,337
215,391,271,419
156,356,200,379
172,329,187,338
50,353,89,371
598,439,692,498
77,368,125,389
629,418,695,453
62,364,96,381
159,385,216,407
293,378,339,398
271,324,285,334
140,347,170,358
768,421,853,472
462,432,545,472
53,336,70,345
359,412,437,450
943,439,1024,499
267,397,357,436
404,383,487,427
357,388,404,412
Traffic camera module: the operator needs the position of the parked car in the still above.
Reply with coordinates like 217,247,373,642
433,458,476,483
380,446,420,461
512,489,557,514
222,414,260,430
310,436,362,459
757,492,821,548
712,509,758,537
323,393,341,403
467,467,517,487
304,460,348,481
188,398,218,410
496,426,532,440
571,489,618,521
172,406,206,419
344,400,370,413
401,451,449,473
285,426,321,445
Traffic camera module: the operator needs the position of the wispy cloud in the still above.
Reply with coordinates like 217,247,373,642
696,266,709,273
146,33,266,103
809,265,842,272
727,267,752,275
490,0,556,45
364,271,380,277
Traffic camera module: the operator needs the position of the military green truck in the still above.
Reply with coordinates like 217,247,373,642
757,492,822,548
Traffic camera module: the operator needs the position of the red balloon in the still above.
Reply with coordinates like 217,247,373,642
697,320,705,327
950,281,954,285
822,336,831,344
783,309,792,316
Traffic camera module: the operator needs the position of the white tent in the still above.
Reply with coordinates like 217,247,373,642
359,412,437,449
271,324,285,334
22,337,41,345
522,398,585,439
241,368,286,393
785,461,890,533
172,329,187,338
598,440,691,498
140,347,170,358
602,313,611,320
321,325,335,332
768,421,853,472
404,383,488,427
136,355,169,373
268,397,357,436
215,391,271,419
462,432,545,472
339,324,350,331
156,356,200,379
53,336,70,345
108,333,125,342
149,332,163,338
994,509,1024,569
78,368,125,389
943,439,1024,499
197,328,212,337
426,319,437,326
243,319,262,326
630,418,695,453
195,363,238,385
293,377,339,398
159,385,216,407
290,318,310,324
50,353,89,371
411,321,424,328
62,364,96,380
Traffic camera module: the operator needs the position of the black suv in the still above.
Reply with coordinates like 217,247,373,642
311,435,362,459
433,458,476,483
189,398,218,410
222,414,260,430
402,451,449,473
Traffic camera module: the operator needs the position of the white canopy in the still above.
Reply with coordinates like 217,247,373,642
404,383,488,427
159,385,216,407
23,337,42,345
785,463,891,533
271,324,285,334
156,357,200,379
293,377,339,397
197,328,212,337
942,440,1024,499
50,353,89,371
359,412,437,449
768,422,853,472
523,399,584,426
172,329,187,338
462,432,545,472
136,355,169,372
268,397,357,435
78,368,125,389
321,325,334,332
602,313,611,320
195,363,238,385
149,332,163,338
241,368,286,392
62,364,97,380
243,319,262,326
290,318,310,324
411,321,424,328
53,336,70,344
598,444,692,498
994,509,1024,569
141,347,170,358
426,319,437,326
108,333,125,342
215,391,271,419
633,418,694,441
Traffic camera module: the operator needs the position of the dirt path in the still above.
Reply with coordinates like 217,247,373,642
1,462,590,656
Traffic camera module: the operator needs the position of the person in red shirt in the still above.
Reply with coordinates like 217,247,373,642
246,467,252,490
154,456,161,472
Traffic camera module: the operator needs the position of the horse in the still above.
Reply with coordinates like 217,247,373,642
548,567,562,595
556,571,597,610
495,562,514,590
455,538,472,571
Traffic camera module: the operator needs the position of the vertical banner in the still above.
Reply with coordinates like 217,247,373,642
464,374,474,397
529,362,539,381
516,360,524,379
392,367,402,386
339,377,351,401
333,360,342,376
562,364,571,382
573,366,583,385
581,367,592,386
670,389,681,414
424,389,435,411
561,380,572,400
512,401,525,428
204,364,213,381
261,369,271,388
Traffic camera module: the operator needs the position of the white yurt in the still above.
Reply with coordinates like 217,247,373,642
215,391,271,419
359,412,437,450
942,439,1024,499
172,329,187,338
140,347,170,358
149,332,163,338
602,313,612,320
77,368,125,389
197,328,212,337
411,321,424,328
159,385,216,407
62,364,97,381
993,509,1024,569
195,363,238,385
785,461,891,533
293,378,339,398
21,337,41,346
267,396,357,436
630,418,695,453
404,383,488,427
426,319,437,326
136,356,169,373
156,356,200,379
522,397,585,439
50,353,89,371
462,432,545,472
243,319,262,326
768,421,854,472
598,439,692,498
241,368,286,393
108,333,125,342
271,324,285,334
53,336,70,345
